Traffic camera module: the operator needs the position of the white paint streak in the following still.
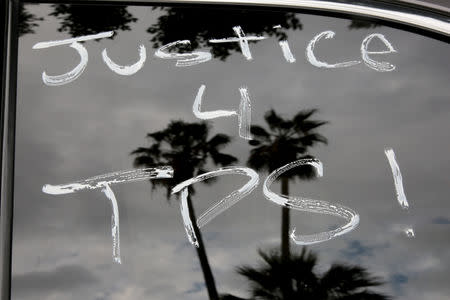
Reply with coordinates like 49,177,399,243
238,86,252,140
279,40,296,63
263,158,359,245
101,184,121,264
42,42,88,86
384,148,409,209
272,25,296,63
172,167,259,247
306,31,361,68
32,31,114,49
384,148,414,238
33,32,113,85
209,26,267,60
102,44,146,75
233,26,252,60
154,40,211,67
405,228,415,238
42,167,173,263
193,85,237,119
193,85,253,140
361,33,397,72
179,188,199,247
43,167,173,195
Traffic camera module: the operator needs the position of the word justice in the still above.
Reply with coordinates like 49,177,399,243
42,148,411,264
32,26,397,86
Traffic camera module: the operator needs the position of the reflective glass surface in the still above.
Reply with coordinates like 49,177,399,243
12,3,450,300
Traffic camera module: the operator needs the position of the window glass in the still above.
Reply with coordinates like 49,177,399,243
12,3,450,300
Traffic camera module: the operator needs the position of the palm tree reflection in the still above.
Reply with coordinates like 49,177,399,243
236,248,391,300
147,6,302,60
18,3,383,61
50,4,137,38
131,120,237,300
348,19,380,30
19,3,43,36
247,109,328,260
18,3,382,45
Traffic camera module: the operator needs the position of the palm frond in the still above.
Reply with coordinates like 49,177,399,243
248,108,328,177
208,134,232,149
293,108,319,124
131,120,238,200
264,109,284,131
237,248,391,300
321,264,385,293
250,125,271,142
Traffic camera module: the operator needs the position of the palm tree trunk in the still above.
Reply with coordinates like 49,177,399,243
281,177,290,261
186,195,220,300
280,177,291,300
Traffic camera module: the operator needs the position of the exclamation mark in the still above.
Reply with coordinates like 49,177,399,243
384,148,414,238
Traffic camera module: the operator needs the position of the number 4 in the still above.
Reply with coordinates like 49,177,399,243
193,84,253,140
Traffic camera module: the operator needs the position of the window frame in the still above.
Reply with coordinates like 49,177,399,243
1,1,449,299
